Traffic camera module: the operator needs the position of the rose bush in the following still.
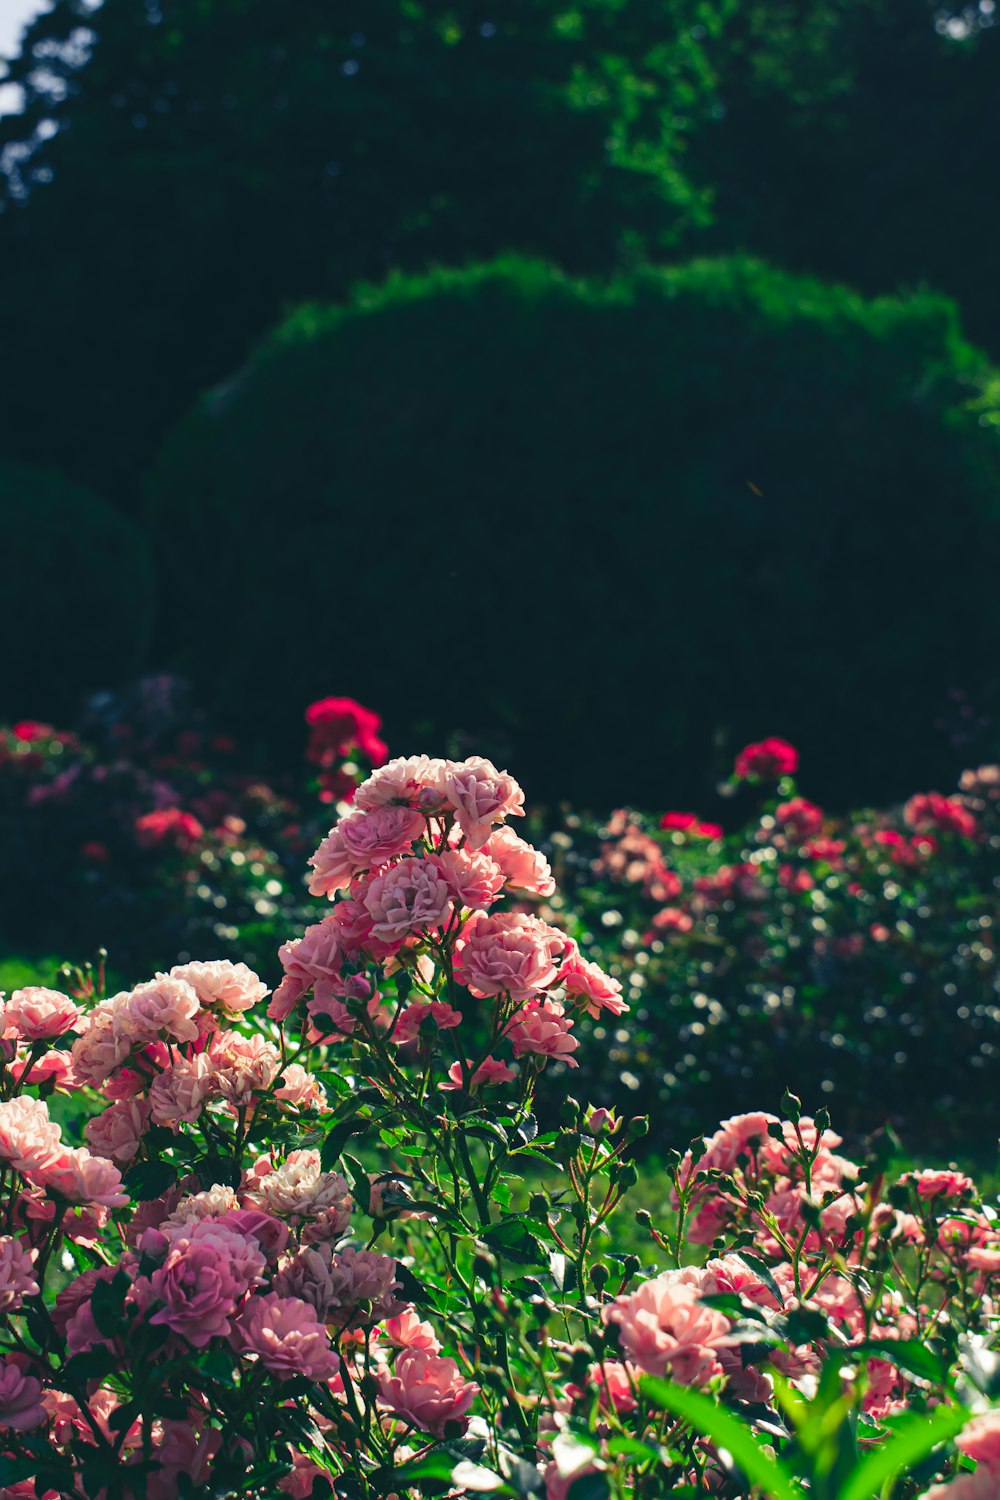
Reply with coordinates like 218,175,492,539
549,743,998,1149
0,752,998,1498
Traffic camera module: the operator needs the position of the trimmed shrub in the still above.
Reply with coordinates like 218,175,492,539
0,462,155,719
146,257,1000,808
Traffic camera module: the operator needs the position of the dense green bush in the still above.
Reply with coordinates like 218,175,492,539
0,461,155,716
146,256,1000,808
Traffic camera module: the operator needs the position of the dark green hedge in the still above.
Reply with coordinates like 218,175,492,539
0,462,155,718
145,257,1000,807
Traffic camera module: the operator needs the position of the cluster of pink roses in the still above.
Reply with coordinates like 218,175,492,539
271,753,624,1088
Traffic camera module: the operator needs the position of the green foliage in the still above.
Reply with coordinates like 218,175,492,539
147,256,1000,808
0,461,155,717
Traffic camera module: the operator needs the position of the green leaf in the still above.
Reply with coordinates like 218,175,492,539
482,1218,548,1268
122,1158,178,1201
567,1475,610,1500
735,1250,786,1306
838,1405,971,1500
0,1459,41,1485
91,1269,131,1337
394,1260,443,1310
641,1377,803,1500
852,1339,949,1386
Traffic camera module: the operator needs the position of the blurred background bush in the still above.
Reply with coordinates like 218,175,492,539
0,0,998,807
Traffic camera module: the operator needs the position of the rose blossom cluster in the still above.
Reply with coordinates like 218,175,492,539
271,754,622,1087
304,695,389,802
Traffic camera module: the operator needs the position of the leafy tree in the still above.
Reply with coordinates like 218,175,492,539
145,256,1000,808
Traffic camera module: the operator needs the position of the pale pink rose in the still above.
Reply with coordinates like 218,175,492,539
84,1097,151,1164
444,756,524,849
147,1420,223,1500
362,858,453,943
209,1030,281,1107
1,986,81,1041
169,960,268,1017
428,847,506,911
0,1095,62,1174
0,1356,46,1430
274,1063,328,1111
34,1147,129,1207
572,1360,638,1414
160,1185,240,1233
958,1412,1000,1469
966,1246,1000,1274
378,1347,479,1437
560,954,627,1018
149,1054,219,1125
453,911,569,1001
126,975,202,1044
148,1235,255,1346
679,1112,779,1187
272,1244,341,1318
103,1066,146,1100
440,1056,516,1091
392,1001,463,1046
70,992,136,1087
0,1236,38,1312
354,756,452,813
184,1220,267,1291
506,998,579,1068
323,1247,403,1329
339,805,426,871
306,826,357,898
9,1048,77,1089
485,828,555,896
268,919,344,1021
602,1270,732,1384
233,1293,339,1380
382,1309,441,1353
243,1151,353,1234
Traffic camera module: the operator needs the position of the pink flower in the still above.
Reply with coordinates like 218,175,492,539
0,1096,62,1175
70,993,136,1087
268,918,345,1021
354,755,452,813
169,961,268,1017
341,805,426,871
135,807,204,850
445,756,525,849
560,954,627,1018
233,1293,338,1380
506,998,579,1067
378,1347,479,1437
957,1411,1000,1469
0,1356,46,1430
147,1420,223,1500
441,1057,517,1091
905,1169,975,1201
773,797,824,842
305,696,387,767
382,1309,441,1353
903,791,977,838
734,738,799,781
84,1098,151,1164
322,1247,403,1329
484,828,555,896
454,912,569,1001
126,975,202,1044
274,1062,328,1111
603,1270,732,1384
0,1237,38,1312
1,987,80,1042
33,1147,129,1207
648,907,694,937
659,813,722,839
148,1233,259,1346
393,1002,462,1046
208,1030,281,1106
243,1150,352,1235
363,859,453,942
429,847,506,910
149,1055,219,1125
9,1049,76,1089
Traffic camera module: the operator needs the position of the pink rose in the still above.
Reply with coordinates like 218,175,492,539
126,975,202,1044
34,1147,129,1207
1,986,80,1042
445,756,525,849
0,1356,46,1430
149,1055,219,1125
274,1062,328,1111
734,738,799,781
393,1001,462,1046
268,918,345,1021
233,1293,338,1380
84,1098,151,1164
560,954,627,1018
378,1347,479,1437
208,1030,281,1106
382,1309,441,1353
354,755,452,813
506,998,579,1068
428,847,506,910
0,1096,62,1175
958,1411,1000,1470
148,1233,258,1346
603,1270,732,1384
453,912,569,1001
0,1236,39,1312
169,961,268,1017
484,828,555,896
322,1247,403,1329
441,1056,517,1091
363,858,453,942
